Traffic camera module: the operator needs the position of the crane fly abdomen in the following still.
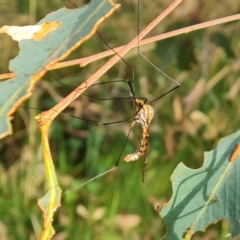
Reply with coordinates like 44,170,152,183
124,99,154,162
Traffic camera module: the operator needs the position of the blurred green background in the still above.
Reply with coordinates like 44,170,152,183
0,0,240,239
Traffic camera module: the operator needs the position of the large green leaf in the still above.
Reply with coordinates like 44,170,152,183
160,130,240,239
0,0,119,139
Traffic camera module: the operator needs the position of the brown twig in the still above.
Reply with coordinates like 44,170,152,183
63,13,240,68
1,12,240,81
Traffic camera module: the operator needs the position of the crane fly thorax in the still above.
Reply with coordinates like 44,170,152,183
134,99,154,125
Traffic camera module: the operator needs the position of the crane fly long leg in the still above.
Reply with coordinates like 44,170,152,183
123,98,154,180
142,143,149,183
63,166,117,198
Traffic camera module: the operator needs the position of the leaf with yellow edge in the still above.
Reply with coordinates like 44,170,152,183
0,21,61,41
0,0,120,139
160,130,240,239
37,185,62,239
35,117,62,239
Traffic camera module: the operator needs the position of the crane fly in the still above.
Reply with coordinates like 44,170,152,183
19,0,181,195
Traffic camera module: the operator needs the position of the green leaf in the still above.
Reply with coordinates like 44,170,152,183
160,130,240,239
0,0,120,139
